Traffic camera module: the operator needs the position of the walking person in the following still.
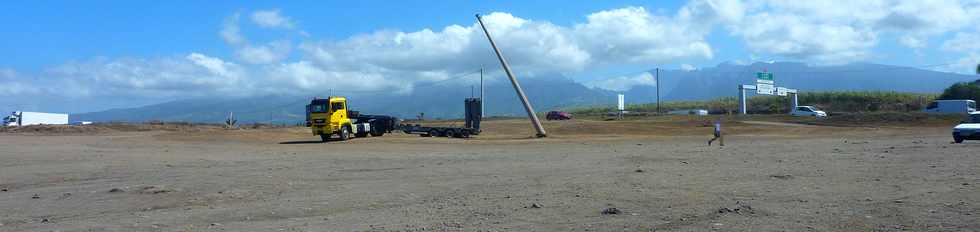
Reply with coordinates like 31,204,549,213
708,120,724,146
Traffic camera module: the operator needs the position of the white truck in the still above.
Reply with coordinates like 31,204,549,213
3,111,69,126
923,100,976,114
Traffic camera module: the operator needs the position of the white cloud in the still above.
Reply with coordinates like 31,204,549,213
0,69,40,96
717,0,980,63
251,9,295,29
899,36,925,49
941,30,980,74
680,64,696,71
11,2,980,102
263,61,406,93
589,72,656,91
187,53,242,78
942,32,980,52
0,68,16,78
220,13,245,45
237,40,292,64
40,54,248,98
725,1,882,64
575,7,714,64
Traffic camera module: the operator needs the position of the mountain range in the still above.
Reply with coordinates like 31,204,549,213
74,62,979,123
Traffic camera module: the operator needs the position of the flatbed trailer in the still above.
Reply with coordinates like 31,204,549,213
401,124,480,138
401,98,482,139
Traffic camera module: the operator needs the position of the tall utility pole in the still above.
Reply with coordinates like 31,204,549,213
476,14,547,137
480,65,485,118
655,68,660,114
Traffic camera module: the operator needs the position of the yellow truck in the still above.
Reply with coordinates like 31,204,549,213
305,97,397,142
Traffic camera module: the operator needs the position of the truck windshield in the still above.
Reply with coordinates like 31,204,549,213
311,104,328,113
970,101,976,110
331,102,344,111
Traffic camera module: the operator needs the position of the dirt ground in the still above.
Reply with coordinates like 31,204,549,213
1,117,978,231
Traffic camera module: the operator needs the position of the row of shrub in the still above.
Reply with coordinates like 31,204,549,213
568,91,939,115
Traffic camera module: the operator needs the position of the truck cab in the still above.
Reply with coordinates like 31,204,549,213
2,112,18,126
307,97,354,141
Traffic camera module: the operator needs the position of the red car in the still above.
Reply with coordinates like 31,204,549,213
546,111,573,120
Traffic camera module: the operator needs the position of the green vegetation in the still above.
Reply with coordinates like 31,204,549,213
938,79,980,101
568,91,938,115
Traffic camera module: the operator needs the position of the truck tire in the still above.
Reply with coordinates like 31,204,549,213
954,136,964,143
460,130,470,138
371,124,386,137
428,129,441,137
445,129,456,138
339,126,351,141
320,134,330,142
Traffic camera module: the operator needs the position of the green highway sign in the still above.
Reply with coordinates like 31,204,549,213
756,72,774,84
756,72,773,81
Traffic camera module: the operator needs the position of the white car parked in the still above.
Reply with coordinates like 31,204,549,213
790,106,827,117
953,112,980,143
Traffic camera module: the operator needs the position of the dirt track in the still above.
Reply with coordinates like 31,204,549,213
1,118,978,231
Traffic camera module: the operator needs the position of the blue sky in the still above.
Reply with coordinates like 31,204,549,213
1,0,979,113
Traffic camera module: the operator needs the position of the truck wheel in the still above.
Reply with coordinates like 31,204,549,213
445,129,456,138
954,136,964,143
320,134,330,142
460,130,470,138
339,126,351,141
428,129,440,137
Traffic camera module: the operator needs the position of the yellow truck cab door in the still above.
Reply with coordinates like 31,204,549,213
329,100,349,131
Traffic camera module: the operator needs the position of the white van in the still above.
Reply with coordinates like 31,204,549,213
923,100,976,114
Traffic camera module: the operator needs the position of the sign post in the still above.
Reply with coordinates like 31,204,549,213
617,94,625,119
617,94,625,111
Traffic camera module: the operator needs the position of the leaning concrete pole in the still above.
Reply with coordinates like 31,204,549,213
476,14,547,137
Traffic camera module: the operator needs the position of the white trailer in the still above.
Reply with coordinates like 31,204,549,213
3,111,69,126
923,100,976,114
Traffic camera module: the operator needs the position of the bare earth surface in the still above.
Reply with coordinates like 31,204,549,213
1,118,978,231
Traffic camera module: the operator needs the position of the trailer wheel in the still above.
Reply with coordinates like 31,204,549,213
320,134,330,142
445,129,456,138
339,126,351,141
428,129,441,137
460,130,470,138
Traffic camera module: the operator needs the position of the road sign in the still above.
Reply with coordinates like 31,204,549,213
757,84,775,95
617,94,625,111
756,72,774,84
776,87,789,96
